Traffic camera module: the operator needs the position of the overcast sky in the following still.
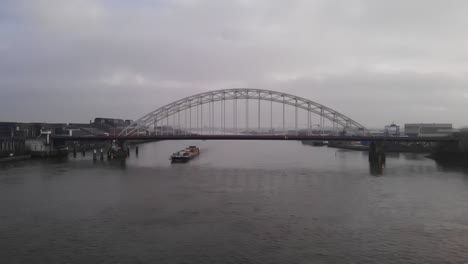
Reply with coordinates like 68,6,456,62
1,0,468,128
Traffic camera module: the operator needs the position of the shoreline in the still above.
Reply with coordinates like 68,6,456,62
0,155,32,163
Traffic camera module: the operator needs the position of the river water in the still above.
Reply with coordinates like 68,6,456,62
1,141,468,264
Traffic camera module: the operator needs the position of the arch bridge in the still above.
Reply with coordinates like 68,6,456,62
120,88,369,137
54,88,459,166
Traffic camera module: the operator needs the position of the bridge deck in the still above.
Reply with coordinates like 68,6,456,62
54,135,457,142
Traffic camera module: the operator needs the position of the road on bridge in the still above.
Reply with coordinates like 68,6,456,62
54,134,457,143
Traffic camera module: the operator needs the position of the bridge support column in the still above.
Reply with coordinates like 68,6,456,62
369,140,386,175
369,140,386,163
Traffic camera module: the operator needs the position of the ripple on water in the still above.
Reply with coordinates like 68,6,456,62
1,141,468,263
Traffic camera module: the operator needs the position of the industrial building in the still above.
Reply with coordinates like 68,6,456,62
0,122,67,138
404,123,453,137
384,123,401,136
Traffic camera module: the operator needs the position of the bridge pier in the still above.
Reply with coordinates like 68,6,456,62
368,140,386,175
369,140,386,163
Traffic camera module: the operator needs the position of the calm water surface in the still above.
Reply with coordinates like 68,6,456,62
1,141,468,264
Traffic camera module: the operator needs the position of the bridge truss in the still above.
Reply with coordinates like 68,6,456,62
119,88,369,136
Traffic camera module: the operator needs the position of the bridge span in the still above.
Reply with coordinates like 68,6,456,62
53,134,460,169
54,134,457,143
49,88,465,166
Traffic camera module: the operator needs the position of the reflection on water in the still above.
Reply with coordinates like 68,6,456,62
1,141,468,264
435,159,468,175
369,160,385,176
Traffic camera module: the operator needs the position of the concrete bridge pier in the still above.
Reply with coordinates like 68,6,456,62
369,140,386,175
369,140,386,164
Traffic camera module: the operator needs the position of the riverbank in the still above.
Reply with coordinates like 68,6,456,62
0,155,31,163
302,140,434,153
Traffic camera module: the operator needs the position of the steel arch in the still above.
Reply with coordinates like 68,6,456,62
119,88,369,136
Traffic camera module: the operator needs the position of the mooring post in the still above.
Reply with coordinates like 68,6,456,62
135,145,139,156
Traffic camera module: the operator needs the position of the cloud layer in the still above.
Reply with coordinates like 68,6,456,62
1,0,468,127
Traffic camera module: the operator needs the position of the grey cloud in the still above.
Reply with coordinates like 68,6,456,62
1,0,467,127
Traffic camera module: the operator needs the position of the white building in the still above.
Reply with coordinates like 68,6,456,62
404,123,453,137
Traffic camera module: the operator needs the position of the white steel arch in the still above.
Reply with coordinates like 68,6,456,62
119,88,369,136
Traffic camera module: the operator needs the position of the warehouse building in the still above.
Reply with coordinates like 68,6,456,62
404,123,453,137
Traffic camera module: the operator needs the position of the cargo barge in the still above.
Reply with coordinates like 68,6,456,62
170,146,200,163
